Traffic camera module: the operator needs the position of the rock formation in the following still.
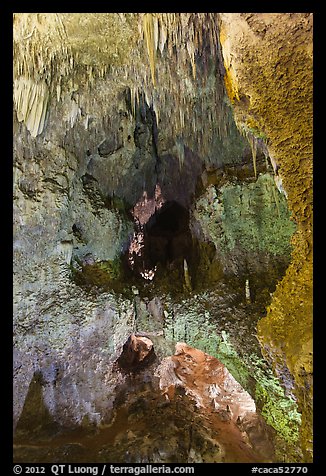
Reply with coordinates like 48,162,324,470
13,13,313,463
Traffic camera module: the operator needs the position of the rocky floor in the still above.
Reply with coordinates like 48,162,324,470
14,271,301,463
14,341,275,463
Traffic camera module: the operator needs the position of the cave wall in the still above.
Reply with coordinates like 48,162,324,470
191,173,296,283
218,13,313,460
13,13,312,463
13,13,252,432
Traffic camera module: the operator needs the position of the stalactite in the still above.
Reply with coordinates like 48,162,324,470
143,13,156,87
153,16,159,53
158,20,167,54
248,134,258,179
144,87,151,108
14,77,49,137
84,114,89,130
69,100,80,128
136,88,139,114
270,181,281,218
153,100,159,124
175,138,185,170
56,80,61,102
13,13,232,160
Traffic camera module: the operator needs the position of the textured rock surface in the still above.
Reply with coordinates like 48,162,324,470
13,13,312,463
14,343,275,463
13,14,252,167
219,13,313,460
191,173,296,282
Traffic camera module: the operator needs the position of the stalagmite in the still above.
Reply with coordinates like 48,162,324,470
183,259,192,292
245,279,251,303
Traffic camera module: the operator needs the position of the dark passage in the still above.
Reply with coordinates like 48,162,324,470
145,201,193,267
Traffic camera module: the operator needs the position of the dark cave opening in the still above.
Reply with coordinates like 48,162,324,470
124,198,199,291
145,201,193,267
